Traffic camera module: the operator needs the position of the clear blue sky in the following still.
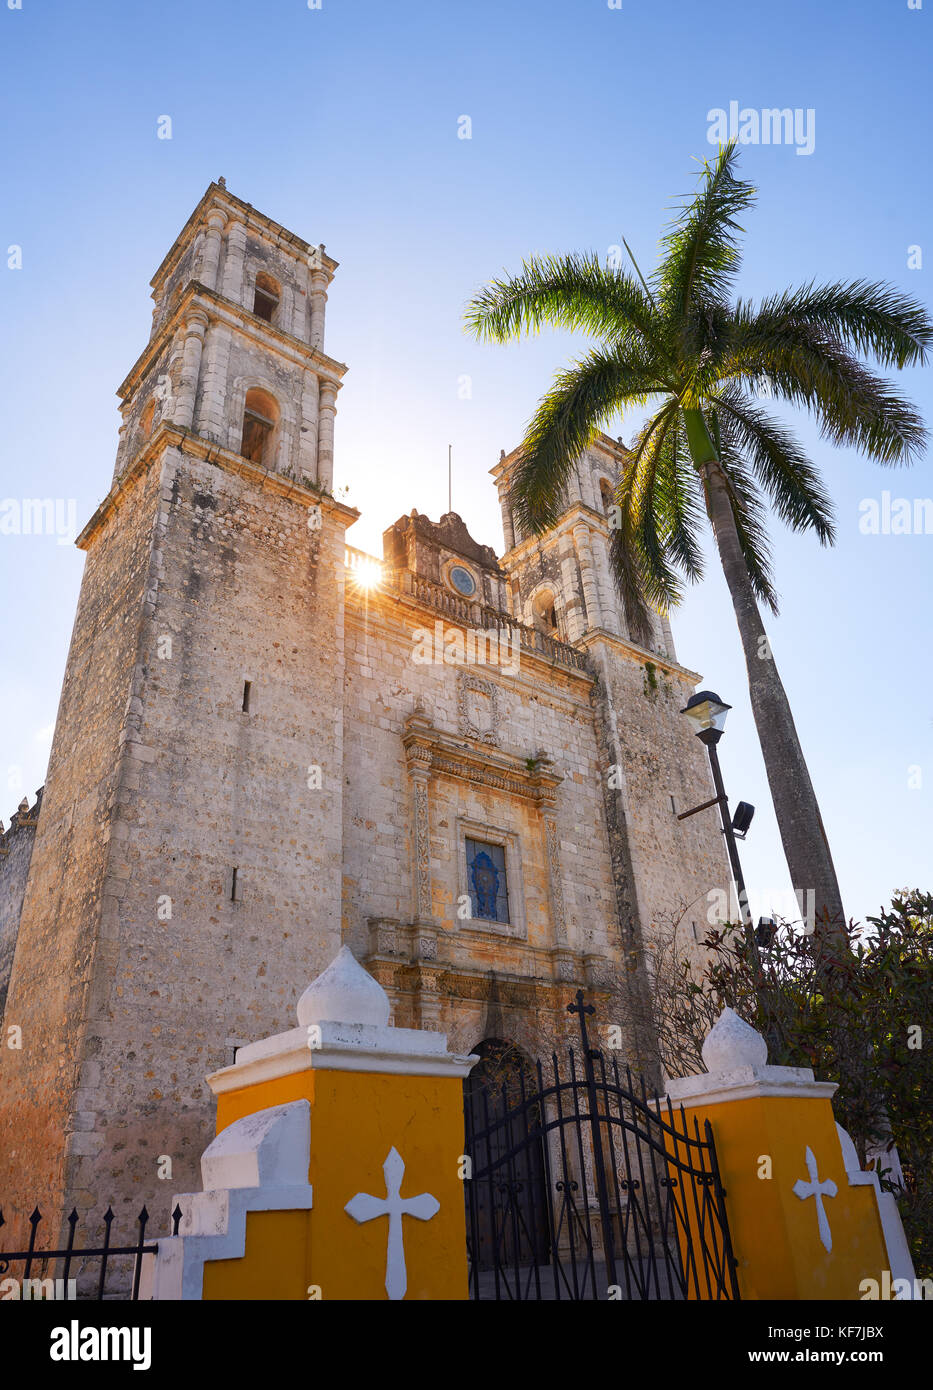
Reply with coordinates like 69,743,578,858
1,0,930,926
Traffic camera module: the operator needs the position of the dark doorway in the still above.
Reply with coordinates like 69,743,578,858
461,995,740,1300
462,1039,549,1273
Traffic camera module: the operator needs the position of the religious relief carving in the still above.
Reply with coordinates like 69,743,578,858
414,959,445,1032
457,672,500,745
544,815,568,947
584,954,613,988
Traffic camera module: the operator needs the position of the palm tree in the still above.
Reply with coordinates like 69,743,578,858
465,142,932,942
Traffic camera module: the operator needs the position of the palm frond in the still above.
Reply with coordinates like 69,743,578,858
631,411,707,607
713,386,836,542
464,252,662,358
660,416,708,579
706,415,779,611
630,408,687,612
609,404,679,645
656,141,756,324
509,347,661,534
722,315,928,464
740,280,933,370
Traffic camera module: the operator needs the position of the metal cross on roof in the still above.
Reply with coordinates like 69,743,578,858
344,1146,440,1300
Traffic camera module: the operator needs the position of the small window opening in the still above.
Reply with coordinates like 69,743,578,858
241,411,273,464
253,272,280,324
139,399,156,440
242,680,252,712
231,867,239,902
240,388,278,466
532,589,559,637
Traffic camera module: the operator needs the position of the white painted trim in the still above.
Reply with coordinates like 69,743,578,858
297,945,391,1029
207,1019,478,1093
835,1123,917,1296
143,1101,314,1300
665,1063,837,1109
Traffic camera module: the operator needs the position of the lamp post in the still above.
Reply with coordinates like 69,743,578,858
678,690,760,970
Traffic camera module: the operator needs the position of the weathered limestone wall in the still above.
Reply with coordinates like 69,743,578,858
0,435,353,1245
341,600,616,968
587,637,729,951
191,322,313,478
59,443,351,1239
342,606,613,1060
150,237,200,342
0,791,41,1018
0,461,161,1244
339,584,727,1063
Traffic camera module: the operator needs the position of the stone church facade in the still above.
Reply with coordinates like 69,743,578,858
0,183,728,1242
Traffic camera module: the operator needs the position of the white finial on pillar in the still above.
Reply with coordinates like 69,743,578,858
667,1008,835,1107
701,1006,768,1072
208,944,476,1091
296,944,391,1028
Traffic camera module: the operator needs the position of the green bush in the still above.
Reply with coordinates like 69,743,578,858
679,891,933,1278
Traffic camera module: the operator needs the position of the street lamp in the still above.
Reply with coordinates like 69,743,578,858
755,916,778,949
678,690,759,966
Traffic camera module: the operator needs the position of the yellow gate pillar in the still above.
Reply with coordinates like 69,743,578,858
147,947,478,1300
666,1008,916,1300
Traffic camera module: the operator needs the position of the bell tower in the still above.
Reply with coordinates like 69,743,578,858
113,178,342,491
0,183,358,1247
491,434,721,995
491,436,675,657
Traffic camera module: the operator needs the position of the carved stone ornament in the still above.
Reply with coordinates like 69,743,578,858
457,672,500,746
402,708,562,809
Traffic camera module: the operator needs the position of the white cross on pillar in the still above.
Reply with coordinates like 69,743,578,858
344,1146,440,1300
793,1145,838,1253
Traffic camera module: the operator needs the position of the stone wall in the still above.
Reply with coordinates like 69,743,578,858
341,595,615,954
68,443,351,1240
0,435,355,1246
341,577,729,1064
0,790,41,1019
587,636,730,958
0,460,161,1245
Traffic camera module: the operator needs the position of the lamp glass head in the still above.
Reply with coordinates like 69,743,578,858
681,690,732,736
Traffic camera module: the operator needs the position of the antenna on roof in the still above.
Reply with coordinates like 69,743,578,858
448,444,452,515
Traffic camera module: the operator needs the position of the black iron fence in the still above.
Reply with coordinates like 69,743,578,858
463,992,741,1301
0,1203,182,1300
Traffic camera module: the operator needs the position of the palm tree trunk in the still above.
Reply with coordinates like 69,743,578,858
683,409,848,945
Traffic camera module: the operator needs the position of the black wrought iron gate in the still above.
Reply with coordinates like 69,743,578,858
462,992,740,1300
